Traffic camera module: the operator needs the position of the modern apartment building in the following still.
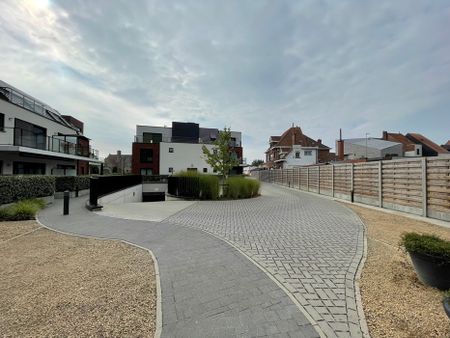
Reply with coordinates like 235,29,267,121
0,80,101,175
132,122,244,175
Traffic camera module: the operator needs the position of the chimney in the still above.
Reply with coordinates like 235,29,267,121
382,131,388,140
337,129,344,161
317,139,322,144
117,150,121,156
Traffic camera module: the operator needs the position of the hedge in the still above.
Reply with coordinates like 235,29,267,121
401,232,450,263
55,176,91,192
173,171,220,200
0,176,55,205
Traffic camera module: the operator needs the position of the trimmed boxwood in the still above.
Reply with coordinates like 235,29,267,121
55,176,91,192
401,233,450,263
0,176,55,205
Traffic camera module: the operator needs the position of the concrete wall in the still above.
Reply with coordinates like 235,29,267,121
159,142,216,175
98,184,143,205
143,183,167,193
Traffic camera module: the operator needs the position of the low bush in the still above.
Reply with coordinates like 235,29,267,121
173,171,219,200
225,177,260,199
401,232,450,263
0,199,46,221
0,176,55,205
55,176,91,192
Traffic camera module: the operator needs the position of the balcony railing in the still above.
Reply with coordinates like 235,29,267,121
134,135,241,147
1,127,99,159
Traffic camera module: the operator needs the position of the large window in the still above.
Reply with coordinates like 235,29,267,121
304,150,312,156
140,149,153,163
0,113,4,131
140,168,153,175
13,162,45,175
14,119,46,150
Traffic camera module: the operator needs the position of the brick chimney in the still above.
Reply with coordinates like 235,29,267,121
382,131,388,140
337,128,344,161
117,150,121,156
317,139,322,144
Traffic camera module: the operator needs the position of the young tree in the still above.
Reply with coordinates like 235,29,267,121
202,127,239,181
251,159,264,167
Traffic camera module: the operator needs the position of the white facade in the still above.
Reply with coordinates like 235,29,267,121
404,144,422,157
0,82,101,175
281,146,318,168
159,142,215,175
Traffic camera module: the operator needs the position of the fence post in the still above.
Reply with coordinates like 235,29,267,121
350,163,354,200
378,161,383,207
331,165,334,197
318,166,321,194
307,167,309,191
422,158,427,217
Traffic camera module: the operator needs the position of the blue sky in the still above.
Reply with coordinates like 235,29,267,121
1,0,449,161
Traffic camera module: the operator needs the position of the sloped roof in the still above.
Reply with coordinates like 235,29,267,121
406,133,448,154
272,127,330,149
383,132,416,152
345,138,401,150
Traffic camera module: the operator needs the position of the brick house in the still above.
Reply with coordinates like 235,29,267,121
265,125,331,169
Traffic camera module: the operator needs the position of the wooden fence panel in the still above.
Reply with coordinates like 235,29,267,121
299,167,308,190
427,158,450,215
319,165,333,196
382,159,422,209
334,164,352,196
353,162,379,199
308,166,319,193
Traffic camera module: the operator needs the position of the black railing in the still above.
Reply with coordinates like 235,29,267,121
134,134,242,147
1,127,99,159
88,175,142,209
142,175,169,183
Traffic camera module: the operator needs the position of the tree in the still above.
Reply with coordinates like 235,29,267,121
202,127,239,180
251,159,264,167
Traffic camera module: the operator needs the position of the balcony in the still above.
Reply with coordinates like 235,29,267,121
0,127,99,160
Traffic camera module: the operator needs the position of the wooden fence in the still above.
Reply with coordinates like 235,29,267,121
252,157,450,222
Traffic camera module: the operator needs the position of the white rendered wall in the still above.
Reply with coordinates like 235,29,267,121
283,147,318,168
159,142,216,175
98,184,143,205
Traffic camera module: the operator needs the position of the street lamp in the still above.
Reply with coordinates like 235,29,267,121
365,133,370,159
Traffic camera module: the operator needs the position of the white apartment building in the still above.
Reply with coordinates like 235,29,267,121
0,80,101,175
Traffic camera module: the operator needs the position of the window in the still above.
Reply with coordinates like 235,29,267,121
213,168,217,173
304,150,312,156
14,119,46,150
203,168,208,173
295,151,300,159
416,148,420,155
0,113,4,131
168,167,173,173
142,132,162,144
213,149,218,155
13,162,45,175
140,149,153,163
140,168,153,175
169,147,174,153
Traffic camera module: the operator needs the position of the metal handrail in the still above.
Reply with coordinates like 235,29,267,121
134,135,241,147
0,126,99,159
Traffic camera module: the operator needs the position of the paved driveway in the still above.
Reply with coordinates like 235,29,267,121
38,183,367,337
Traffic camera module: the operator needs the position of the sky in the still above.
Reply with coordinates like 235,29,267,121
1,0,449,162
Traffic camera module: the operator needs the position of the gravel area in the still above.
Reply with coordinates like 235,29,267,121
345,205,450,338
0,221,156,338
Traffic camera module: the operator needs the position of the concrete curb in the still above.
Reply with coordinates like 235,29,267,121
35,215,162,338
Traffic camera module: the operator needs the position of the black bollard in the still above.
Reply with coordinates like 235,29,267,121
63,190,70,215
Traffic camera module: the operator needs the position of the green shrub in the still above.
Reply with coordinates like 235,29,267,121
0,199,46,221
400,232,450,263
225,177,260,199
0,176,55,205
199,175,219,200
55,176,90,192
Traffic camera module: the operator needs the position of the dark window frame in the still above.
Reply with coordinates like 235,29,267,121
140,148,153,163
169,147,174,153
0,112,4,131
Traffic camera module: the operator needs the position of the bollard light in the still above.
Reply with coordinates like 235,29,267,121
63,190,70,215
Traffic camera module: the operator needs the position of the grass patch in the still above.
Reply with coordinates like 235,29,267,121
0,199,46,222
